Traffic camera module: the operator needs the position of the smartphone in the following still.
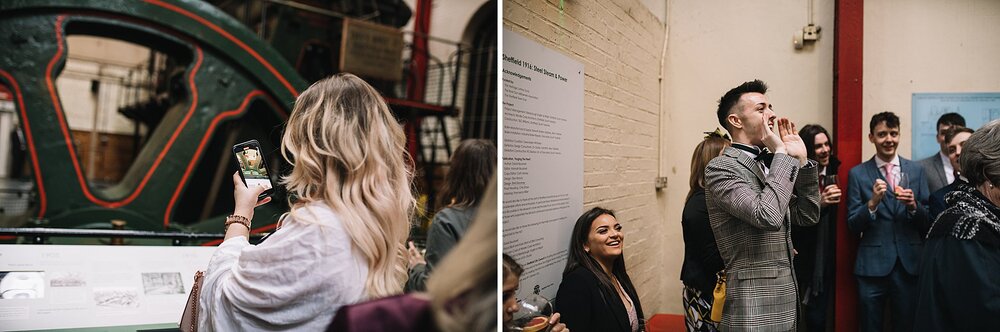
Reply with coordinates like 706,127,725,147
233,140,275,200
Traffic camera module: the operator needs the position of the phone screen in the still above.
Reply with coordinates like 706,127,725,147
234,142,273,192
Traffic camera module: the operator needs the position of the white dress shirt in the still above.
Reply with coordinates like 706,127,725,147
939,151,955,184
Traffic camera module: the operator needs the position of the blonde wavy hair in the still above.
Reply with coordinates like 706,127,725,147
279,73,415,298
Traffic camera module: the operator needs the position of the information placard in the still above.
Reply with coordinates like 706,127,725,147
911,93,1000,159
501,28,584,301
0,244,215,330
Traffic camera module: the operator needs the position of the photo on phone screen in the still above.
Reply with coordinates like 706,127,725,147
233,140,275,198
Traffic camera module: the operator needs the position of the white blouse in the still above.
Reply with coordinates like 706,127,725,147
198,202,368,331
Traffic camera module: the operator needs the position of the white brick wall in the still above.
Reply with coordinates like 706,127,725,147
505,0,671,314
505,0,838,316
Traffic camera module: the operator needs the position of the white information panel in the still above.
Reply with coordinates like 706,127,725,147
0,244,215,330
911,93,1000,159
501,28,584,301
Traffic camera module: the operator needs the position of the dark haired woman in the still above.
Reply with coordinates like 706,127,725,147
680,132,729,331
556,207,644,332
406,139,496,291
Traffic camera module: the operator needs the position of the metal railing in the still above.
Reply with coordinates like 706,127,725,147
0,228,268,245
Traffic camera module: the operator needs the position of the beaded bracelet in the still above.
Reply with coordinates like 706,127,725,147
225,214,251,231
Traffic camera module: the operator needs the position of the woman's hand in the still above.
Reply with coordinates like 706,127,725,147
224,172,271,241
549,312,569,332
407,241,426,269
232,172,271,220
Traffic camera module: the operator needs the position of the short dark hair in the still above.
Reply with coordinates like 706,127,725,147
438,139,496,208
870,112,900,133
943,126,974,145
798,124,832,160
936,112,966,129
717,80,768,132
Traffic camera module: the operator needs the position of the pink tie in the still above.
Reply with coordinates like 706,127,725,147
884,163,895,190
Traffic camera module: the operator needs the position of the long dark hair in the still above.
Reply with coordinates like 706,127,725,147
438,139,496,208
799,124,841,173
564,207,630,297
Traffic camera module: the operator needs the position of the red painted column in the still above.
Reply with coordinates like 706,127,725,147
834,0,863,330
408,0,430,101
405,0,432,160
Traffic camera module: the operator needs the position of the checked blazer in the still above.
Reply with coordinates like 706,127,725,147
704,147,821,331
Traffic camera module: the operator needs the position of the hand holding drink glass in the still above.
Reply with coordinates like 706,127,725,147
510,292,570,332
821,174,841,206
889,169,917,210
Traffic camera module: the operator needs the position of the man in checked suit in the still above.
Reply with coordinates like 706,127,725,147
704,80,820,330
847,112,929,332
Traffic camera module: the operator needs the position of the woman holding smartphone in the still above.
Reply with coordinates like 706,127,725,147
198,73,414,330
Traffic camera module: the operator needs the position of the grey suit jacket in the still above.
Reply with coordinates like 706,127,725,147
918,153,948,193
705,147,820,331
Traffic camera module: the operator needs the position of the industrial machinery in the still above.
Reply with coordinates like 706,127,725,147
0,0,495,245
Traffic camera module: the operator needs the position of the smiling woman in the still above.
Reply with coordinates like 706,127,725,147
555,207,644,332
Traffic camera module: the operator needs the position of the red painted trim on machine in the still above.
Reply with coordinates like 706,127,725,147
163,90,285,228
0,70,47,219
44,14,206,208
145,0,300,98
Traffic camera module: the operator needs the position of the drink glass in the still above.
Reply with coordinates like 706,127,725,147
511,293,553,332
824,174,838,187
894,172,909,195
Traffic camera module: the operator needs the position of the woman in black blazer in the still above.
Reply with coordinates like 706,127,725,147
679,133,729,331
556,207,644,332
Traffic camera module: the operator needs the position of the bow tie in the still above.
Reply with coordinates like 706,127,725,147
755,151,775,166
732,144,774,166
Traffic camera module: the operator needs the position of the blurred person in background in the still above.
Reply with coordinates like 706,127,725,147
406,139,496,291
330,178,500,332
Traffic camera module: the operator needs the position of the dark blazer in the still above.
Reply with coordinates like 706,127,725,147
791,158,840,299
680,189,725,296
914,185,1000,331
556,267,644,332
704,147,820,331
847,156,930,276
929,179,965,221
918,153,948,193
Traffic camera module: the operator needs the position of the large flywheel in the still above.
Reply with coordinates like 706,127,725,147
0,0,308,240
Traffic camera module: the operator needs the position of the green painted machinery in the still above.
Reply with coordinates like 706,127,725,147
0,0,310,243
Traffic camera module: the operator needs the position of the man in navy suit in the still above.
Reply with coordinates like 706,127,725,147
847,112,929,332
